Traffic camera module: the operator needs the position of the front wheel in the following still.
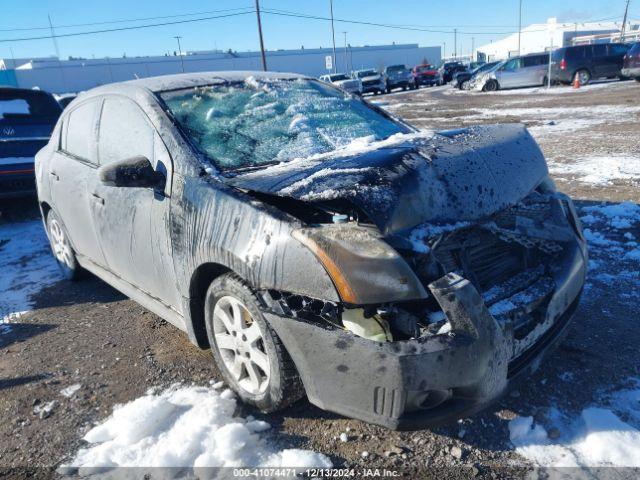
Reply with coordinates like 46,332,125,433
204,274,304,412
46,210,82,280
483,79,499,92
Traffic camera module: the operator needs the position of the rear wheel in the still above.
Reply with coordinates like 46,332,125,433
483,79,499,92
574,69,591,85
46,210,81,280
204,274,304,412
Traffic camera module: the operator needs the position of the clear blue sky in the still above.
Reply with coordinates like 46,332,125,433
1,0,636,60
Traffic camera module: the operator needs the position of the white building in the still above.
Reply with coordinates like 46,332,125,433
476,20,640,61
0,43,440,94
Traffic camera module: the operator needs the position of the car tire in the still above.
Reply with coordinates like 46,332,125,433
483,79,499,92
574,69,591,86
636,77,640,83
204,273,304,412
46,210,82,281
386,86,392,94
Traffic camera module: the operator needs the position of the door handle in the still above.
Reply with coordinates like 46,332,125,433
49,171,59,181
91,193,104,205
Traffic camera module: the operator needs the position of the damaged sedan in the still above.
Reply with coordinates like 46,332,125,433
35,72,587,429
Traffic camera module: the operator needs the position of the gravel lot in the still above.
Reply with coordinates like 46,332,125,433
1,80,639,479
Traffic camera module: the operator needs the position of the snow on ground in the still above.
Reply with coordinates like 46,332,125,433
509,380,640,468
508,202,640,469
547,156,640,185
0,220,60,334
61,384,331,476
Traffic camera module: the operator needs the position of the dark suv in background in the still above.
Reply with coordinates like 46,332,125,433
1,88,62,199
622,42,640,81
439,62,467,83
551,43,630,85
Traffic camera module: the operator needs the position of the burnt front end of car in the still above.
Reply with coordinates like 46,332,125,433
259,191,586,430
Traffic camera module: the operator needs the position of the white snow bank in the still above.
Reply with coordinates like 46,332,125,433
62,385,331,475
0,220,60,333
548,155,640,185
509,381,640,467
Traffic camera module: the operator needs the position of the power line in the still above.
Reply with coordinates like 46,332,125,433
0,6,255,32
0,11,254,43
0,6,634,45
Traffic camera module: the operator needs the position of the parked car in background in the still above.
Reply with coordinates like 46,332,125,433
383,64,415,92
452,61,500,89
621,42,640,82
439,62,467,83
352,69,385,95
0,87,62,199
475,53,549,92
319,73,363,95
550,43,631,85
411,64,441,87
36,71,587,430
467,61,486,70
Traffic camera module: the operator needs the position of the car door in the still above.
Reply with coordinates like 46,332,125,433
608,43,630,76
497,58,521,88
48,98,107,266
90,95,179,309
590,44,609,78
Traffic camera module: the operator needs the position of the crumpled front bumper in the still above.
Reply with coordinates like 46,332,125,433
265,231,587,430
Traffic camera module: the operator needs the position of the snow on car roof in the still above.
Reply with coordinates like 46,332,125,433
122,71,308,93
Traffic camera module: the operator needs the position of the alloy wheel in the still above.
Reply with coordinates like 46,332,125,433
212,295,271,395
49,218,74,269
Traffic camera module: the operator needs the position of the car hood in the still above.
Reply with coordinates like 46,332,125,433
224,124,548,235
361,75,382,81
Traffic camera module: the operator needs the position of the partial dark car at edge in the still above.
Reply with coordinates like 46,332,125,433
622,42,640,81
550,42,630,85
36,72,587,430
1,88,62,199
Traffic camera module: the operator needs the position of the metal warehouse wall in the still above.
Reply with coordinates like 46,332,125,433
12,44,441,94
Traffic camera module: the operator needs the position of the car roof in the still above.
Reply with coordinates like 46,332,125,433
0,87,56,97
83,71,308,96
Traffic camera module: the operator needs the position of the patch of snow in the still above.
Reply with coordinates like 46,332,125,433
339,432,348,442
548,156,640,185
62,385,331,474
509,381,640,467
0,220,61,333
60,384,82,398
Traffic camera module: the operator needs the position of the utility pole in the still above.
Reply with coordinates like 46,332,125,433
471,37,475,62
48,14,66,92
329,0,337,73
342,31,348,73
454,29,457,60
620,0,631,42
47,14,61,59
518,0,523,56
255,0,268,71
174,36,185,73
443,42,446,60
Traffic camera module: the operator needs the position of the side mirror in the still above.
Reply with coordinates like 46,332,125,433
98,155,165,189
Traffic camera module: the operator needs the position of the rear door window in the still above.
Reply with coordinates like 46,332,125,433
98,96,154,166
63,100,99,162
566,48,585,60
592,45,608,57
